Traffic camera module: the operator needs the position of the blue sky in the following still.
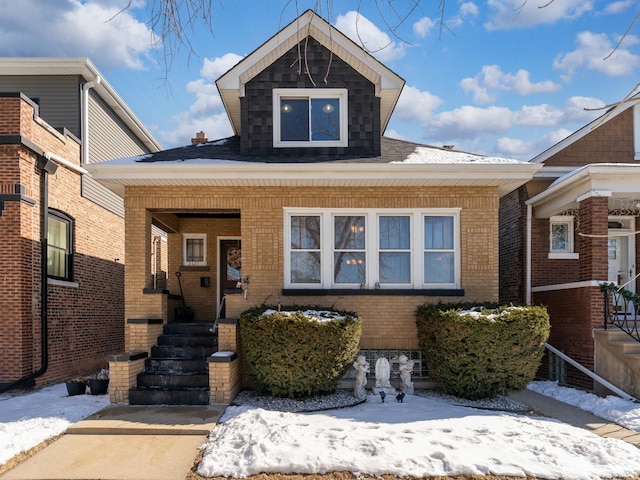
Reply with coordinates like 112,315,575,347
1,0,639,160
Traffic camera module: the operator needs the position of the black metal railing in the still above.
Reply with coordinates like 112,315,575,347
602,282,640,342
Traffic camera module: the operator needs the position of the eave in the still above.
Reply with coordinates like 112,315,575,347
0,57,162,153
527,164,640,218
88,161,541,198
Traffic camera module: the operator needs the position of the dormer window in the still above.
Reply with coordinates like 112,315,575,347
273,88,348,148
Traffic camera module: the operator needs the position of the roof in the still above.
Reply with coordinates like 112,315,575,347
530,93,640,165
88,135,541,198
0,57,162,153
215,9,405,136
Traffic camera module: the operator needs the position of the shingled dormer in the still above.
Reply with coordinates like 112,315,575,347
216,9,405,158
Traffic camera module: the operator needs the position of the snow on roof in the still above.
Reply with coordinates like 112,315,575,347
393,147,522,165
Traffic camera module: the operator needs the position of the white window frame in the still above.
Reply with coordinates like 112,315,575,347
284,208,461,289
273,88,348,148
182,233,207,266
548,215,578,259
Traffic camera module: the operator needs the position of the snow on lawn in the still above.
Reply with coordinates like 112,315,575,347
0,383,109,465
3,381,640,480
198,387,640,480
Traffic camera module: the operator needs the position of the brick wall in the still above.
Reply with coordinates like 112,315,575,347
124,184,500,352
0,95,125,386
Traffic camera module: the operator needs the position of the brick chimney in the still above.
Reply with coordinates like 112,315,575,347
191,131,208,145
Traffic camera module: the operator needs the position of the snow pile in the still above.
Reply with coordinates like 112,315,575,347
260,309,347,322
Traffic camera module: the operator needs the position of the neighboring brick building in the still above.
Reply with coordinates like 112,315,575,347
0,59,161,390
499,97,640,395
91,10,540,404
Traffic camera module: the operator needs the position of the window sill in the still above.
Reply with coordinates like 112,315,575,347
548,253,579,260
282,288,464,296
48,278,79,288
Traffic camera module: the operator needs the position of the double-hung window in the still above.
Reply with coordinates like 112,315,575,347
285,209,460,289
548,216,577,259
47,210,73,281
273,88,348,148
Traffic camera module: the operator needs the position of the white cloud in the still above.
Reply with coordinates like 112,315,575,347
334,11,406,62
485,0,593,30
460,65,561,104
201,54,244,81
429,105,514,138
554,31,640,79
413,17,436,38
460,2,480,17
393,85,443,123
495,129,573,158
0,0,155,69
512,96,603,127
604,1,636,15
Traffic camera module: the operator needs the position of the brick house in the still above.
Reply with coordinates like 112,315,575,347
90,10,540,404
499,96,640,396
0,58,161,391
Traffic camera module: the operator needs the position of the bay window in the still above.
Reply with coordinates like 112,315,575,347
284,209,460,290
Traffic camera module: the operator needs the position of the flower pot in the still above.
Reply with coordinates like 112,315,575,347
66,381,86,396
89,379,109,395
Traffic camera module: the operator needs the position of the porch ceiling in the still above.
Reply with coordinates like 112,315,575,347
528,164,640,218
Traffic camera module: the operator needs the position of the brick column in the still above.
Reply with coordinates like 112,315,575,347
578,195,609,282
108,351,148,404
208,352,241,404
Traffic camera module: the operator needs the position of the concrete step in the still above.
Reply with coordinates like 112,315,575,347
151,344,217,359
128,387,210,405
145,358,208,374
137,372,209,389
163,322,216,335
157,334,217,347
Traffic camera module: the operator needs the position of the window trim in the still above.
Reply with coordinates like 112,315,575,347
182,233,207,267
47,209,74,282
548,215,577,258
284,208,461,290
273,88,348,148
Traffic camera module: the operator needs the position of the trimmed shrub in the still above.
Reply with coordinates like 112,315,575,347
240,305,362,398
416,302,550,400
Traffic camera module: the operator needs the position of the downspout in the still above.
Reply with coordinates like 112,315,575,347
81,76,101,165
526,203,532,305
0,155,58,394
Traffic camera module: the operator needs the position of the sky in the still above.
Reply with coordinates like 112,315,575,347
1,1,639,160
3,381,640,479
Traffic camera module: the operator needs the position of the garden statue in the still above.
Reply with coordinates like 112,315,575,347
398,354,414,395
353,355,369,400
373,357,395,395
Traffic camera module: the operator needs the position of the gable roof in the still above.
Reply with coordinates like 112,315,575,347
530,94,640,164
88,135,541,198
0,57,162,153
216,9,405,136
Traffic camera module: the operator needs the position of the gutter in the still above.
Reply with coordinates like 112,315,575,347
81,76,101,165
0,155,59,394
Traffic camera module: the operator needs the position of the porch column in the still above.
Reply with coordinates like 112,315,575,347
577,194,609,282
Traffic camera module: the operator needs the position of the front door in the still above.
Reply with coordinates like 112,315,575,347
218,238,241,318
608,217,636,314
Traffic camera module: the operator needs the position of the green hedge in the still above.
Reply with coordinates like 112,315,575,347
416,302,550,400
240,305,362,398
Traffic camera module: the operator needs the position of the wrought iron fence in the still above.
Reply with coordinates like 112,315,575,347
602,282,640,342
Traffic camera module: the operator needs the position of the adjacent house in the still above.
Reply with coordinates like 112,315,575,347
499,95,640,397
0,58,161,391
90,10,540,404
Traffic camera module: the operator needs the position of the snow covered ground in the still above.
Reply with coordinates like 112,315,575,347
2,381,640,479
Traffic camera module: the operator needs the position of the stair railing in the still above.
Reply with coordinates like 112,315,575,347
601,282,640,342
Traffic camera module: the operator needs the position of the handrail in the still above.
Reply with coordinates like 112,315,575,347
602,283,640,342
544,343,637,402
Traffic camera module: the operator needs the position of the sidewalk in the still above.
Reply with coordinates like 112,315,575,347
0,405,226,480
508,389,640,447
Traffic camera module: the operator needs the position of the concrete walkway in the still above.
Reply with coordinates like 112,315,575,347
3,390,639,480
508,389,640,447
1,405,226,480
